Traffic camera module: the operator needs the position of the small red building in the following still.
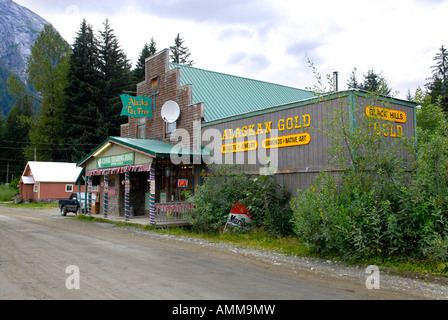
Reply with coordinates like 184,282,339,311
20,161,85,202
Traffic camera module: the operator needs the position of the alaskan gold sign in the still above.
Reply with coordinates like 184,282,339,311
221,113,313,154
222,114,311,141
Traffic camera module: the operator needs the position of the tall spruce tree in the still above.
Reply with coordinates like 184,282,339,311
63,19,103,162
427,45,448,112
26,24,71,161
345,67,392,96
360,68,391,96
170,33,194,66
133,37,157,83
346,67,360,90
98,18,133,137
2,75,33,182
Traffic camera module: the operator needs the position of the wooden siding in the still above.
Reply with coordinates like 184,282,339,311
27,183,86,201
201,91,416,194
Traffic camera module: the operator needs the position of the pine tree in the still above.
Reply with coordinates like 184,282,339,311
133,37,157,83
170,33,194,66
26,24,71,161
427,45,448,112
63,19,103,162
360,68,391,96
346,67,360,89
2,74,33,181
148,37,157,57
133,43,150,84
98,18,133,138
346,67,392,96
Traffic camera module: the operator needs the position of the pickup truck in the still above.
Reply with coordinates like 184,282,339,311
59,192,97,216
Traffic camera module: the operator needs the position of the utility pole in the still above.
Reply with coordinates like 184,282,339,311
5,162,9,187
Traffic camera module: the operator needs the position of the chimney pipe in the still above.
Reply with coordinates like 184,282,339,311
333,71,339,92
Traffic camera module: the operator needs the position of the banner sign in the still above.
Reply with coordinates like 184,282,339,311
226,202,252,229
97,152,134,169
120,94,152,118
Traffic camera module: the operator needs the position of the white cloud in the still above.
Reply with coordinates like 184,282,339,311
13,0,448,99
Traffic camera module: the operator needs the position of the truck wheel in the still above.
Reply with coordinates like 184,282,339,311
76,206,81,216
61,206,67,216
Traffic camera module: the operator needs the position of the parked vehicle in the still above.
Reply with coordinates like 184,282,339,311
58,193,97,216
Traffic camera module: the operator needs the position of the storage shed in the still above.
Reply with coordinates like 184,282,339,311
20,161,84,202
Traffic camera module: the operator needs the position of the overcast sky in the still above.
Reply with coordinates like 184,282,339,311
14,0,448,100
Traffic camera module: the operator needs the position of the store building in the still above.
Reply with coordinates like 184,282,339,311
77,48,417,224
202,90,417,192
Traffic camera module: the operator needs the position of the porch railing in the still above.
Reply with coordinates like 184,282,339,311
154,202,194,222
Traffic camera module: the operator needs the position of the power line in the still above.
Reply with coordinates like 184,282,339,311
0,139,100,147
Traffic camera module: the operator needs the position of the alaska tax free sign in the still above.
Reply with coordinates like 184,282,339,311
120,95,152,118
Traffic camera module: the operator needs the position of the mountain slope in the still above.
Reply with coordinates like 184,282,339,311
0,0,51,115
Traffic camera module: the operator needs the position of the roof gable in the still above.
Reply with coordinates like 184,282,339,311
25,162,83,183
170,63,315,122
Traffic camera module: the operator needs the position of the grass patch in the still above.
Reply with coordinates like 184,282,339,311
159,227,313,257
0,202,58,209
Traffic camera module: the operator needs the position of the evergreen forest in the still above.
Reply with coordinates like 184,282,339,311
0,19,194,185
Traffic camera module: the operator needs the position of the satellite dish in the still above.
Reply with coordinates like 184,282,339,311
161,100,180,123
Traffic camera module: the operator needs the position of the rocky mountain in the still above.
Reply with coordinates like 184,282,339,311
0,0,51,115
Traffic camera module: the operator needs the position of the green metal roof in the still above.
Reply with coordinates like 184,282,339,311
170,63,315,122
110,137,206,157
77,136,208,167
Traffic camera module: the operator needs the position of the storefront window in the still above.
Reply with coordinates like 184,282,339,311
156,164,192,203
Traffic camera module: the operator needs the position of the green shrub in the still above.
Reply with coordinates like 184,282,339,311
290,94,448,262
186,165,292,236
0,183,17,201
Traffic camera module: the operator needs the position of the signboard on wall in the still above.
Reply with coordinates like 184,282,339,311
97,153,134,168
120,94,152,118
177,179,189,187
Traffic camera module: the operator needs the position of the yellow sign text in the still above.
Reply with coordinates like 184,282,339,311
222,140,258,154
262,133,311,149
373,123,403,138
222,114,311,141
365,106,406,123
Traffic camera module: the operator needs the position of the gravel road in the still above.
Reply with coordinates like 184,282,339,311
0,206,447,300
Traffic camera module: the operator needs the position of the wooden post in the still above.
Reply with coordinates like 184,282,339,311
124,170,130,221
87,176,92,216
149,166,156,225
103,174,109,218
